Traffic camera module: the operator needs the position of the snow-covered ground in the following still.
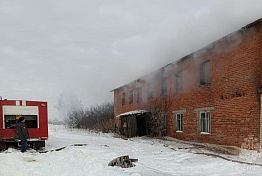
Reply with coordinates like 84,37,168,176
1,125,262,176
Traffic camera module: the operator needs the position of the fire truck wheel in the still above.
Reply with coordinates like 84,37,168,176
0,142,7,151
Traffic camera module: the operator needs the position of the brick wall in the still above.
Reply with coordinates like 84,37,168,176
113,20,262,148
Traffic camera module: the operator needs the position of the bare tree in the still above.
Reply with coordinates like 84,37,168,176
66,108,85,128
146,94,174,137
65,102,114,133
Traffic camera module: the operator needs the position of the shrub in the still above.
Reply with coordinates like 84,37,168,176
66,102,114,133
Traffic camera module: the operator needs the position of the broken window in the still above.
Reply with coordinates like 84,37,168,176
159,68,168,97
122,92,126,106
200,60,211,85
129,90,133,104
199,111,211,133
147,85,154,100
160,78,167,97
175,72,183,93
136,88,142,103
175,113,183,132
147,91,153,100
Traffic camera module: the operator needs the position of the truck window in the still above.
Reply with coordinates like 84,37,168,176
4,115,16,128
25,115,38,128
4,115,38,129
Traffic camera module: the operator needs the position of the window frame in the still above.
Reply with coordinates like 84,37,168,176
4,115,39,129
147,91,153,100
175,71,183,93
199,60,211,85
160,78,167,97
175,113,184,132
162,112,167,130
199,111,211,134
136,88,142,103
128,90,134,104
147,84,154,100
121,92,126,106
161,112,167,135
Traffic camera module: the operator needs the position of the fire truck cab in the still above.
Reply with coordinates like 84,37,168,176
0,99,48,149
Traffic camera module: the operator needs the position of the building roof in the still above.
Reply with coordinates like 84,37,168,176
111,18,262,92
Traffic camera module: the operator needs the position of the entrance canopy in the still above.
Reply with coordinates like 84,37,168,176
116,110,149,118
117,110,150,138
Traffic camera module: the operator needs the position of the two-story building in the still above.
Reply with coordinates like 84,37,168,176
112,18,262,148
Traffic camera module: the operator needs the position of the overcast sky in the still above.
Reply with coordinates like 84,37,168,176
0,0,262,120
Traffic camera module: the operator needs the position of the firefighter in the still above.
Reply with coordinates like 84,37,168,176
16,116,29,152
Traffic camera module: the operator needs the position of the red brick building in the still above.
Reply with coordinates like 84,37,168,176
112,18,262,148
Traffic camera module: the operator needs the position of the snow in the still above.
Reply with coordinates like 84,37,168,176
116,110,149,117
1,125,262,176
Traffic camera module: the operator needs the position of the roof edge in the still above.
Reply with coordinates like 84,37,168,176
111,18,262,92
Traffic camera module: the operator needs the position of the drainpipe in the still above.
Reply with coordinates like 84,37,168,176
259,88,262,148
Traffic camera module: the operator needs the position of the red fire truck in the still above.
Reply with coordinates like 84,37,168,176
0,99,48,149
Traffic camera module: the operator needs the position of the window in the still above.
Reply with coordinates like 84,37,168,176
175,72,183,92
162,113,167,129
136,88,142,103
160,78,167,97
122,92,126,106
160,68,167,97
4,115,38,129
175,113,183,132
199,111,211,133
147,85,154,100
24,115,38,128
147,91,153,100
161,112,167,136
129,90,133,104
200,60,211,85
4,115,16,129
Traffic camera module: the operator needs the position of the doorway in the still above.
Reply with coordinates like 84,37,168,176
136,115,147,136
119,112,150,138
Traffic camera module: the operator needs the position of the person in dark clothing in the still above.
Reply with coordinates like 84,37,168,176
16,116,29,152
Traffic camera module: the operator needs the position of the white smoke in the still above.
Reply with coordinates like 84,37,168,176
0,0,262,120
